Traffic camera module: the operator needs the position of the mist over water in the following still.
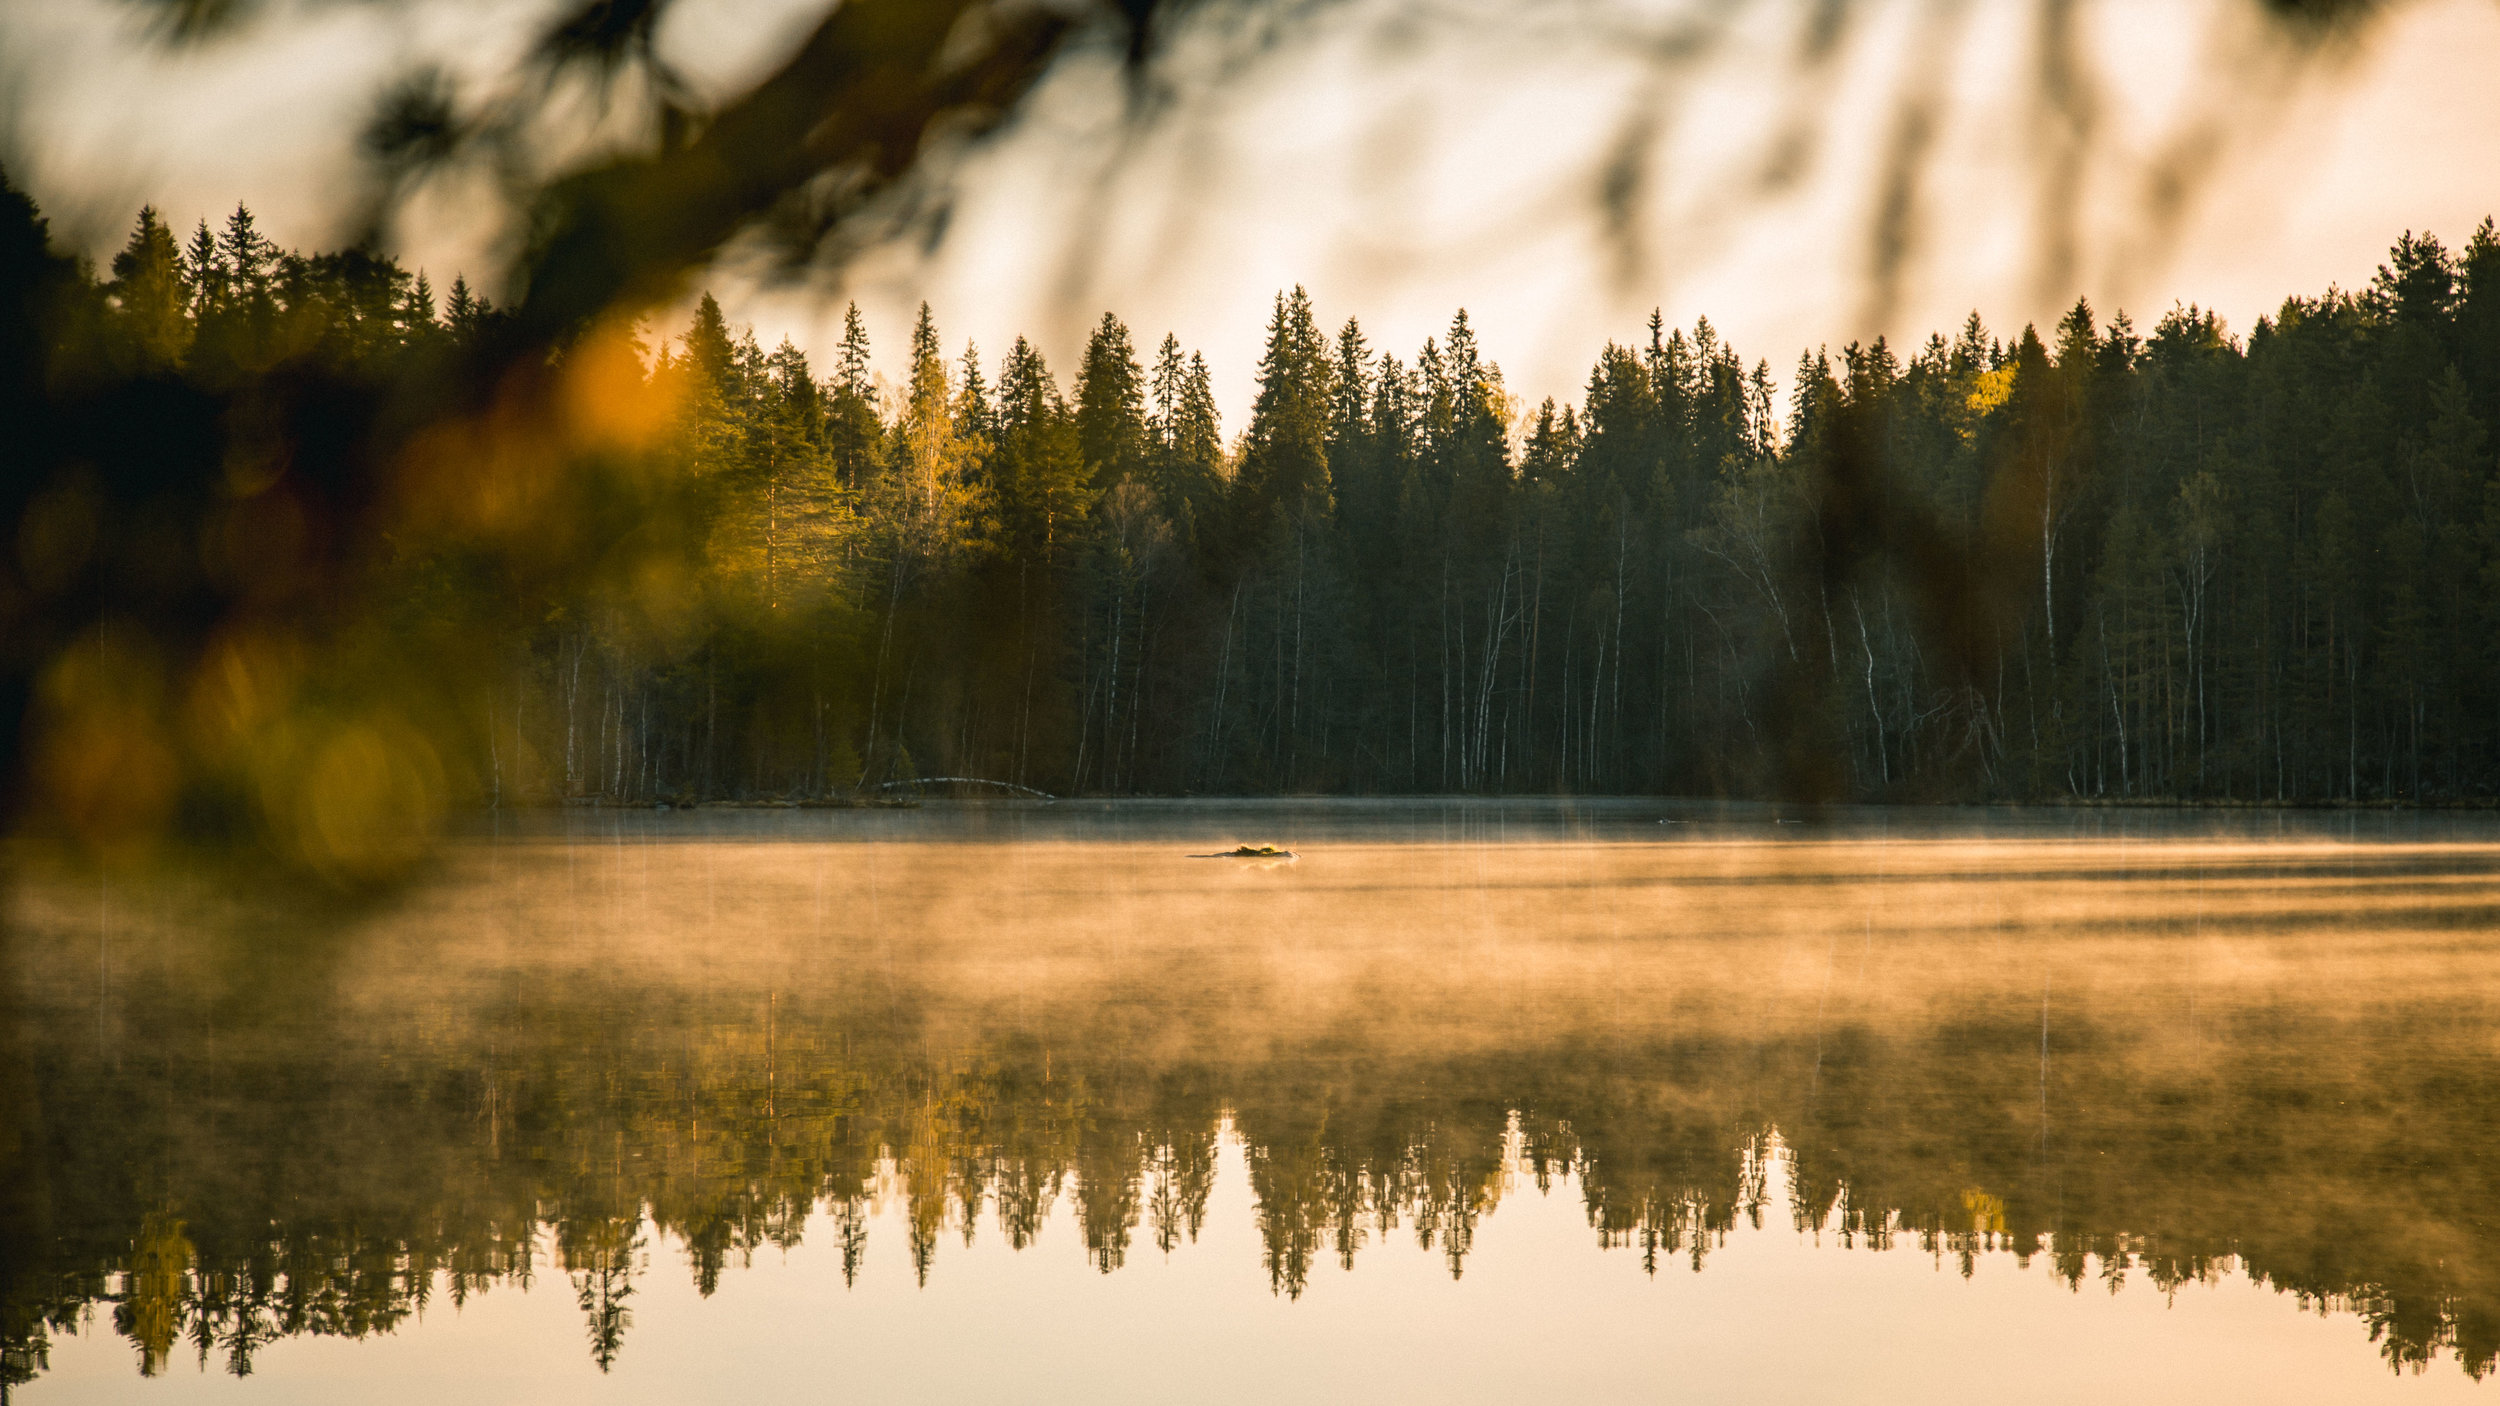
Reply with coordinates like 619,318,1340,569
8,801,2500,1400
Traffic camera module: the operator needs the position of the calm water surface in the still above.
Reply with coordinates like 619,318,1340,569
7,800,2500,1403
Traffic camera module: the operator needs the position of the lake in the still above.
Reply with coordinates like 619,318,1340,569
7,800,2500,1403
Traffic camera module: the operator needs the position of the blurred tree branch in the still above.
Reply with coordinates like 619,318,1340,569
0,0,2458,864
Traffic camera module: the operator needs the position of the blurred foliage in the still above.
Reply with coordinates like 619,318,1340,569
0,0,1138,879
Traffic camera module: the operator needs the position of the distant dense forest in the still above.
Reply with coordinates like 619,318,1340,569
14,190,2500,807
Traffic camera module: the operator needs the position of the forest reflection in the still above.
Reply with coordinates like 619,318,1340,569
6,805,2500,1386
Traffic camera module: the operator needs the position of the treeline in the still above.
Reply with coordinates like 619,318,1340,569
27,197,2500,803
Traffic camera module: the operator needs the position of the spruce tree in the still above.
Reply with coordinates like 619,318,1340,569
1237,286,1334,526
219,205,274,303
406,271,439,344
1156,347,1226,534
880,303,984,568
1327,317,1372,473
185,219,223,318
1148,332,1187,445
1075,312,1146,490
106,206,190,369
827,301,881,486
996,336,1088,558
444,275,495,344
1520,399,1580,486
684,292,738,401
955,340,995,468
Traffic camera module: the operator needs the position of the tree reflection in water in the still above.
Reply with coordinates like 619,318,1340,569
5,804,2500,1385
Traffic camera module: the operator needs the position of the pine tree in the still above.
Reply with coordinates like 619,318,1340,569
684,292,738,401
185,219,223,318
995,336,1089,558
406,271,439,343
106,206,190,368
745,337,842,607
837,301,874,397
954,340,994,469
1327,317,1372,472
1520,399,1580,486
219,205,275,300
1158,347,1226,534
1149,332,1187,444
1436,309,1509,502
1075,312,1146,490
880,303,985,569
445,275,494,343
828,301,881,486
1238,286,1335,526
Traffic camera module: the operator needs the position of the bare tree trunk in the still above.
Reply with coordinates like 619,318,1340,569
1588,633,1606,791
1289,530,1305,790
1524,525,1544,782
1611,512,1627,786
565,633,583,798
1439,555,1453,790
862,556,903,788
1855,591,1886,789
1204,579,1242,788
2102,610,2129,796
1107,579,1126,793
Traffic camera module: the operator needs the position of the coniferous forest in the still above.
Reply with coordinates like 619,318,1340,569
11,181,2500,822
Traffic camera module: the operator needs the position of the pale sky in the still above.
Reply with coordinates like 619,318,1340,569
4,0,2498,428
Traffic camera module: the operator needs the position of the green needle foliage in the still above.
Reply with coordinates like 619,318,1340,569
7,177,2500,865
